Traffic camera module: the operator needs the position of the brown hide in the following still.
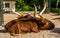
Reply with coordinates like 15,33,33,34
17,14,35,21
5,14,55,35
39,19,55,30
5,19,39,34
38,15,55,30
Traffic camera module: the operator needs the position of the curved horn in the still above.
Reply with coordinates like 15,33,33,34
40,0,46,15
12,10,21,16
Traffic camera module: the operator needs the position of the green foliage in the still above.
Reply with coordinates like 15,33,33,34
24,0,39,5
15,0,60,14
21,5,33,11
16,0,39,11
15,8,21,12
50,8,60,14
50,0,57,8
16,0,25,10
15,5,34,11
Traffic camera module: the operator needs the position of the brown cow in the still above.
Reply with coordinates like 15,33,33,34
5,14,55,36
5,19,39,35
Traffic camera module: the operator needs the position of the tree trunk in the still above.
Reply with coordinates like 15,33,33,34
0,0,4,25
56,0,59,9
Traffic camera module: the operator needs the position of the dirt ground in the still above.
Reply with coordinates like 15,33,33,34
0,13,60,38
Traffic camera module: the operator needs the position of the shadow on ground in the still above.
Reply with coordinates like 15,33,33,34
52,17,60,21
0,29,6,33
52,28,60,34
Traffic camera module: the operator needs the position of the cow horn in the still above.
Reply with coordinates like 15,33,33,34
40,0,46,15
12,10,21,16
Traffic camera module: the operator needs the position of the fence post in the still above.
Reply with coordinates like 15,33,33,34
0,0,4,26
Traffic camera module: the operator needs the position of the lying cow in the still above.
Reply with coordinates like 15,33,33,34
17,14,55,30
5,14,55,35
5,17,40,35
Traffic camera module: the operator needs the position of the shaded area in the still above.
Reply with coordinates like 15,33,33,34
52,28,60,34
52,18,60,20
0,29,6,33
52,17,60,21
